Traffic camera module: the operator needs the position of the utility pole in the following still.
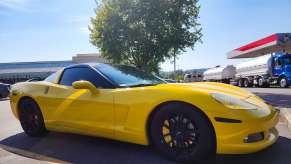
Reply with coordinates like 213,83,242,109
173,49,176,80
174,54,176,73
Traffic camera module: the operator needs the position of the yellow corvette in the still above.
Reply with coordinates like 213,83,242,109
9,63,279,162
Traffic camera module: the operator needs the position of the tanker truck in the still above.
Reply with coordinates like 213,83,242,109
203,65,236,84
235,52,291,88
228,33,291,88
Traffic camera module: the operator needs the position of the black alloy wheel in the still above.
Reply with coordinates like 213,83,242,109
150,102,216,163
162,114,198,155
19,98,48,137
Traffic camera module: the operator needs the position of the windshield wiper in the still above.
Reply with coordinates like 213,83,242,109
128,83,159,88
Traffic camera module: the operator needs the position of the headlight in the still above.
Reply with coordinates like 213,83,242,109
211,93,258,110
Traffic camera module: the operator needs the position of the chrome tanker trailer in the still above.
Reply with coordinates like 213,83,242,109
203,65,236,84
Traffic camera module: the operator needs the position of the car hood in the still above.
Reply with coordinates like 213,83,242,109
158,82,254,99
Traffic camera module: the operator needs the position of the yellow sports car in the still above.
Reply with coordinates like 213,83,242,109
9,63,279,162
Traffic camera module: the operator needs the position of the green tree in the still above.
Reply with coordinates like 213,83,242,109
90,0,202,73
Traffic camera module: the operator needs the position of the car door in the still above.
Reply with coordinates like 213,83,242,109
46,66,115,138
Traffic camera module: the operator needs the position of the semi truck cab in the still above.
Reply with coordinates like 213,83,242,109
272,53,291,87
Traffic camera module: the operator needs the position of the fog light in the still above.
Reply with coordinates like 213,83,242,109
244,132,264,143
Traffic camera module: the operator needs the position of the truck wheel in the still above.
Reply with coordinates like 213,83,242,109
258,78,264,88
243,79,250,88
238,79,244,87
279,77,288,88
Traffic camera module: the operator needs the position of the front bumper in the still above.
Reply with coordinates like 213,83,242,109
216,107,279,154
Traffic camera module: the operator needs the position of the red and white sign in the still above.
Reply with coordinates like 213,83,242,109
227,33,291,59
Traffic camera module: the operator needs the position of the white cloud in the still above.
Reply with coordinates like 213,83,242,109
0,0,31,11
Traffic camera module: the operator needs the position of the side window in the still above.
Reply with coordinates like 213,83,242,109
275,58,282,67
45,69,63,84
45,73,57,83
59,67,112,88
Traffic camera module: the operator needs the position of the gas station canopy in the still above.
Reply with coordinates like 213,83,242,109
227,33,291,59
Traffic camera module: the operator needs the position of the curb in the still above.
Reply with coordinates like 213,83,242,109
280,108,291,132
0,144,67,164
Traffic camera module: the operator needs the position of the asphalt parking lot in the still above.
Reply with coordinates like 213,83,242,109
0,87,291,164
246,88,291,108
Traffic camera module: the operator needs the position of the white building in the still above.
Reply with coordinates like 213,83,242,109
0,53,107,84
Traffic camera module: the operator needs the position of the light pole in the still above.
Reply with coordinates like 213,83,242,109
174,54,176,74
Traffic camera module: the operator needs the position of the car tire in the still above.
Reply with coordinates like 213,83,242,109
19,98,48,137
150,102,216,163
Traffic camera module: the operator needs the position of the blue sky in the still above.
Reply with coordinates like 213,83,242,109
0,0,291,71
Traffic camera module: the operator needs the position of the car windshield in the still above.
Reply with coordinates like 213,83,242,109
94,64,166,87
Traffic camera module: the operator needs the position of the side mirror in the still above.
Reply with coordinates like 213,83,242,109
72,80,99,94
